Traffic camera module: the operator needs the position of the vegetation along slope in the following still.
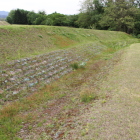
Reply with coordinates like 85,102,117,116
0,25,140,140
0,25,138,64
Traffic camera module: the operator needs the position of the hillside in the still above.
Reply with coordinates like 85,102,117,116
0,25,138,64
0,25,140,139
0,21,10,25
0,25,139,100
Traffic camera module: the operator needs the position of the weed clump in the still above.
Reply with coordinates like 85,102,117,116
70,62,86,70
38,35,43,38
80,88,97,103
70,63,79,70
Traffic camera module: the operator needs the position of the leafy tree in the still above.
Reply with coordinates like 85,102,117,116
6,9,29,24
34,14,47,25
6,10,15,24
133,8,140,36
38,10,46,15
14,9,22,24
20,9,29,24
66,15,79,27
99,0,137,33
78,0,140,35
78,0,104,28
46,12,67,26
77,13,92,28
27,11,38,25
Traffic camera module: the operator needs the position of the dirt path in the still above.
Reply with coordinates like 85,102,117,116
64,43,140,139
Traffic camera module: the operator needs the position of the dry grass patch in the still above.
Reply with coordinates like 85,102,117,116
0,21,10,25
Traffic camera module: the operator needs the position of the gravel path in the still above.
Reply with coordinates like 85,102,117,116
64,43,140,140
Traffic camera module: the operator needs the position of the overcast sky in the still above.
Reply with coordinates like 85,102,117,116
0,0,82,15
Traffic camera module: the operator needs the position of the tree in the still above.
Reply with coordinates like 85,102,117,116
66,15,79,28
133,8,140,36
99,0,137,33
34,14,47,25
6,10,15,24
46,12,67,26
78,0,104,28
38,10,46,15
6,9,29,24
27,11,38,25
77,13,92,28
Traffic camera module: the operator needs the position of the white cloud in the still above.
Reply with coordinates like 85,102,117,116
0,0,81,15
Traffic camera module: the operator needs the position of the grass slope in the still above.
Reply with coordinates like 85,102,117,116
0,21,10,26
0,25,138,64
0,50,123,140
0,25,139,139
63,43,140,139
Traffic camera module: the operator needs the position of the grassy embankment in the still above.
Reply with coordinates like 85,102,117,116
0,25,139,139
0,21,10,26
0,25,137,64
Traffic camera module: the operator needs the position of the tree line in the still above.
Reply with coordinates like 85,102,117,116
6,9,79,27
6,0,140,37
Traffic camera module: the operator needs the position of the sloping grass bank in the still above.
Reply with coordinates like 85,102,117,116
0,25,139,139
0,25,139,64
0,21,10,26
0,49,123,140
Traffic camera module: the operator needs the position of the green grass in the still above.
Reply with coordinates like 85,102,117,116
0,48,137,139
70,62,86,70
0,53,111,139
0,25,139,64
0,25,140,139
